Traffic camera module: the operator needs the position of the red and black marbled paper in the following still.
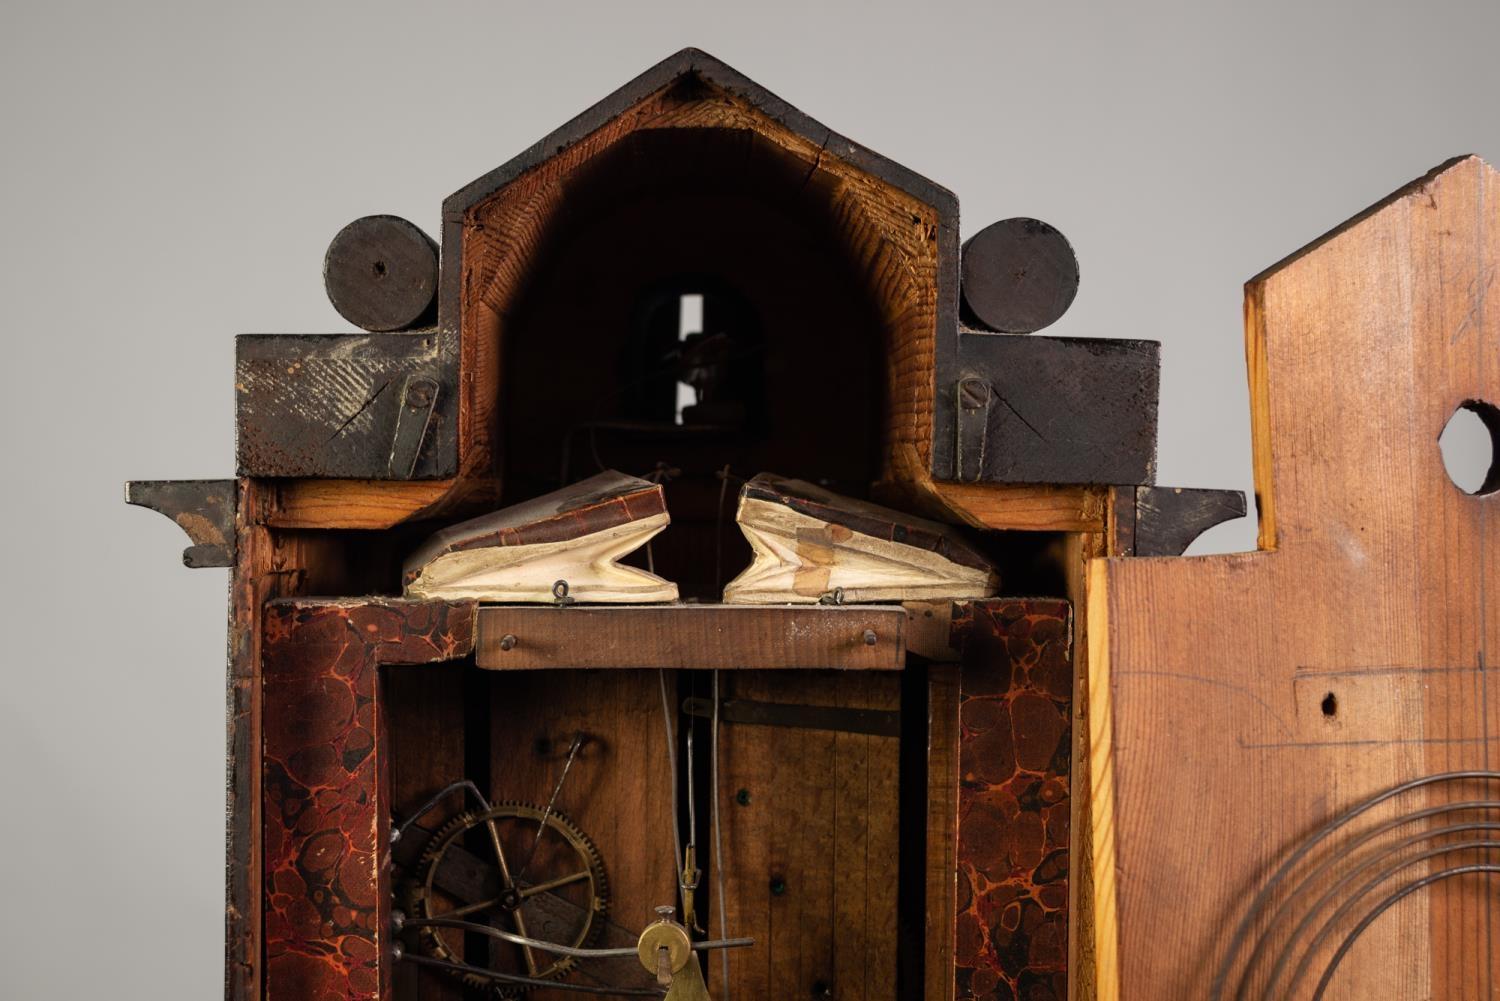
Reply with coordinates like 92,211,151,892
261,599,475,1001
952,599,1073,1001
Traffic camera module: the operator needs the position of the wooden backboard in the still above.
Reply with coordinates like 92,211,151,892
1088,156,1499,1000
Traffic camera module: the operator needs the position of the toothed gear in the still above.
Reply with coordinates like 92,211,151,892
406,802,609,995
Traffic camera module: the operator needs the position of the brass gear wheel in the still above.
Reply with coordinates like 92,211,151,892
406,802,609,995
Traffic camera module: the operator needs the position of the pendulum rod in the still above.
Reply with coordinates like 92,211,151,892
683,717,703,930
711,668,731,1000
659,669,685,886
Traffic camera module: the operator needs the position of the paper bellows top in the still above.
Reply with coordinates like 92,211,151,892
402,471,678,603
722,474,998,604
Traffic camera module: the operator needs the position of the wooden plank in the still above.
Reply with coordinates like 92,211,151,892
235,332,457,479
875,478,1109,533
385,662,467,1001
1090,156,1500,1000
950,333,1159,486
925,666,962,1001
265,477,499,531
718,671,901,1001
475,605,905,671
1066,489,1133,1001
486,669,676,999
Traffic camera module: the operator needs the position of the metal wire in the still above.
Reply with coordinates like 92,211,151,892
711,668,731,1000
517,731,586,882
714,463,733,591
391,779,492,845
659,669,684,885
405,916,753,958
398,951,664,996
1309,864,1500,1001
686,728,698,856
1233,799,1500,1001
407,916,641,958
1274,835,1500,999
1210,769,1500,1001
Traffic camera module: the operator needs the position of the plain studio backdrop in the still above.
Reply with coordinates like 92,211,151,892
2,0,1497,996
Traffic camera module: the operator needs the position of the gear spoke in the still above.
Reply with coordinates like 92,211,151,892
406,802,610,997
520,869,592,897
430,895,506,921
507,903,540,976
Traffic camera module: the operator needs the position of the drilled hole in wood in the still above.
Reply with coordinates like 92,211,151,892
1321,692,1338,718
1439,401,1500,495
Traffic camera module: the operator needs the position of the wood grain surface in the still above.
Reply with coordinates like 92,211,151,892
1088,156,1500,1000
474,605,906,671
717,670,902,1000
485,669,679,999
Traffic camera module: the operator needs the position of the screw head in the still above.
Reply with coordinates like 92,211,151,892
958,377,991,409
862,629,878,646
406,380,435,408
735,788,752,807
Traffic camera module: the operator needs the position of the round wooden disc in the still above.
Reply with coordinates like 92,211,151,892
323,215,438,332
960,218,1079,333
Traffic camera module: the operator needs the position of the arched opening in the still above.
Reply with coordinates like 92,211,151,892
469,123,933,599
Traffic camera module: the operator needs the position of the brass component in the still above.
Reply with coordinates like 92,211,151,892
637,913,712,1001
679,843,702,931
637,916,692,976
407,802,608,996
668,955,713,1000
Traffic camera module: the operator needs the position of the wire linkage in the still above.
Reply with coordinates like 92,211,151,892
1210,769,1500,1001
390,779,492,846
1233,798,1500,1001
1310,864,1500,1001
1263,824,1500,1000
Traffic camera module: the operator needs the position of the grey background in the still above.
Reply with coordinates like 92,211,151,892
2,0,1496,996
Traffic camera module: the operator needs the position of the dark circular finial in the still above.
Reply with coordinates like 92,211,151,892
960,218,1079,333
323,215,438,332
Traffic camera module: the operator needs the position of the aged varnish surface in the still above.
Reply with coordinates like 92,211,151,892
952,600,1074,1001
261,600,476,1001
1088,156,1500,999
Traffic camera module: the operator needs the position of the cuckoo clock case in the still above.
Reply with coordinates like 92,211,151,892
127,50,1245,1001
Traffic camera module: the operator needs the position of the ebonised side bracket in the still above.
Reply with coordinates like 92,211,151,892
124,479,238,568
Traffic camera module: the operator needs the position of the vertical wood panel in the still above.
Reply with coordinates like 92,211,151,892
719,671,901,1001
487,670,677,999
386,663,467,1000
926,666,962,1001
1091,156,1500,1000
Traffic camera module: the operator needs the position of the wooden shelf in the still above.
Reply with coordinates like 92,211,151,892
473,603,908,671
